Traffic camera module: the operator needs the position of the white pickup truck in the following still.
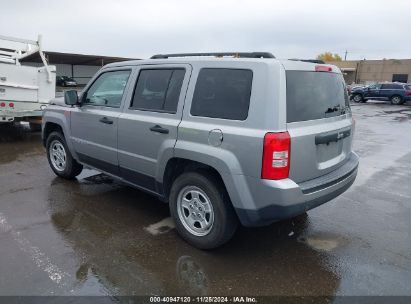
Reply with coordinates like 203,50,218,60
0,35,56,129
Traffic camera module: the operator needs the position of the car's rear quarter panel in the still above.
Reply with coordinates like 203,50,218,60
174,60,285,180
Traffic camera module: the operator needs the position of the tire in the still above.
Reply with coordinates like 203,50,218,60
29,122,41,132
169,171,238,249
390,95,404,105
352,94,363,103
46,131,83,179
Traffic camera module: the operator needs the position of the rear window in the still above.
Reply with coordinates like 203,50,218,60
286,71,350,123
191,68,253,120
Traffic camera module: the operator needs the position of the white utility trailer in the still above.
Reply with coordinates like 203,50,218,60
0,35,56,128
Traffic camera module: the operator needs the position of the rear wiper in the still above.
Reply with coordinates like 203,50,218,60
325,104,340,114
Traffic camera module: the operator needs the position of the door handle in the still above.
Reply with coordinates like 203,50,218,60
99,117,113,124
150,125,169,134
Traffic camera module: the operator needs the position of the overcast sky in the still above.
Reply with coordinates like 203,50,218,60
1,0,410,60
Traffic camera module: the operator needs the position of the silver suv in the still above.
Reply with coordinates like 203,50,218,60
42,52,359,249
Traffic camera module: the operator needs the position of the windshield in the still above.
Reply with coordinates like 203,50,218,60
286,71,350,123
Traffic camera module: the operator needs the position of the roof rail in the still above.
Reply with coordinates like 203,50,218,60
288,59,326,64
150,52,275,59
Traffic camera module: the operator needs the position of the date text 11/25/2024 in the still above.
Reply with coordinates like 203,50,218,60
149,296,257,303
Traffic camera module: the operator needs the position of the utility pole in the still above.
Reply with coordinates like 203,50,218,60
344,50,348,61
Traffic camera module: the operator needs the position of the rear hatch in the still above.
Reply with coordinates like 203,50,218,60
283,63,353,183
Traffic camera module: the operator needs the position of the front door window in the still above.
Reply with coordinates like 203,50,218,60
84,70,131,108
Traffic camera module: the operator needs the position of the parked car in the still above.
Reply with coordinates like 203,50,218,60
346,84,364,95
56,76,77,87
42,52,359,249
351,82,411,105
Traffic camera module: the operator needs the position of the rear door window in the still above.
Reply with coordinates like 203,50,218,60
381,84,403,90
130,69,185,113
286,71,349,123
191,68,253,120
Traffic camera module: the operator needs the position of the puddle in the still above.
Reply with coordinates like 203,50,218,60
9,186,34,194
177,256,209,295
82,173,114,185
144,217,175,235
305,238,339,252
393,116,410,122
73,264,112,296
381,109,411,122
299,234,347,252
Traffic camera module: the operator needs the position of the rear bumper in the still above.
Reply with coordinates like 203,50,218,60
234,152,359,226
0,110,43,122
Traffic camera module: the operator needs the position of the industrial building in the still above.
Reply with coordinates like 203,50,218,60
327,59,411,84
21,51,136,85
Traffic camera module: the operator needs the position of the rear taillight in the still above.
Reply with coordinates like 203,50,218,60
315,65,332,72
406,90,411,95
9,102,14,108
262,132,291,180
0,102,5,107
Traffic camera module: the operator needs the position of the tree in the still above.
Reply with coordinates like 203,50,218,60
316,52,342,62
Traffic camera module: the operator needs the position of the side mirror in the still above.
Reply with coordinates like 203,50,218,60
64,90,78,105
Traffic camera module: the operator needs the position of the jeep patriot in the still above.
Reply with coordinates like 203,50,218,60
42,52,359,249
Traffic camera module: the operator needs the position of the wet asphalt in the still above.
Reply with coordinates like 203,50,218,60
0,102,410,298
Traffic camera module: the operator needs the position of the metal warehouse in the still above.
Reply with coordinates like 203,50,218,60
21,51,136,85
